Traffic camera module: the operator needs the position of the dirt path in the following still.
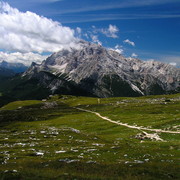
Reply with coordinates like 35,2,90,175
76,108,180,134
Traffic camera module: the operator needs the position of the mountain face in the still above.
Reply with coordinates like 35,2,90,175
0,61,28,73
22,41,179,98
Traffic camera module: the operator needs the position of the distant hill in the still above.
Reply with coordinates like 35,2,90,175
0,61,28,73
0,67,15,77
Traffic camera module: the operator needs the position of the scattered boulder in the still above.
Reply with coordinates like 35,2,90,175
41,101,58,109
135,131,163,141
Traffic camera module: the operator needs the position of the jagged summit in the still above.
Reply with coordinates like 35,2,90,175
23,41,179,97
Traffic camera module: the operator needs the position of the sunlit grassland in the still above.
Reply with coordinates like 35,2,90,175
0,94,179,179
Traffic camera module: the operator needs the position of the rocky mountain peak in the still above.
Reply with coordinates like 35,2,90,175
23,41,180,97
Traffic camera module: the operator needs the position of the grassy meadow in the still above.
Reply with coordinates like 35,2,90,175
0,94,179,179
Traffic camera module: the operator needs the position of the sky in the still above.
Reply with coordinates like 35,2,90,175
0,0,180,67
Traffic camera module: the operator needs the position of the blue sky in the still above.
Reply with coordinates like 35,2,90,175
1,0,180,66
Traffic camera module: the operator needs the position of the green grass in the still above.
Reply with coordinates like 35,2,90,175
0,100,42,110
0,94,179,179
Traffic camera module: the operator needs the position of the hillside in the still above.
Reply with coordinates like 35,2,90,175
0,94,179,179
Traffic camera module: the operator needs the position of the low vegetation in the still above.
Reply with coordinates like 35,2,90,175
0,94,179,179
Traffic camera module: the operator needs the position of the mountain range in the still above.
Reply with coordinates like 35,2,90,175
23,41,179,97
0,61,28,73
0,41,179,102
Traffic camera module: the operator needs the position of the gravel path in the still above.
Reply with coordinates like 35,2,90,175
76,108,180,134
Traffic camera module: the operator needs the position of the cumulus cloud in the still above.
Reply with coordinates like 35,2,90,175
123,39,135,46
101,24,119,38
131,53,138,57
0,51,48,66
0,2,78,53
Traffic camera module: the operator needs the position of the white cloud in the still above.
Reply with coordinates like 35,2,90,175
49,0,179,15
6,0,63,5
90,24,119,39
0,2,78,53
169,62,177,66
0,51,48,66
92,25,96,29
75,27,82,38
109,45,123,54
90,35,102,45
123,39,135,46
114,45,123,54
131,53,138,57
101,24,119,38
76,27,82,34
83,33,89,39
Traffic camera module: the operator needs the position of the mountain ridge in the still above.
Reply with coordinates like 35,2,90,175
23,40,180,97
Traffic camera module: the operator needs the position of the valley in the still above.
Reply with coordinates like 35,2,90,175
0,94,179,179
